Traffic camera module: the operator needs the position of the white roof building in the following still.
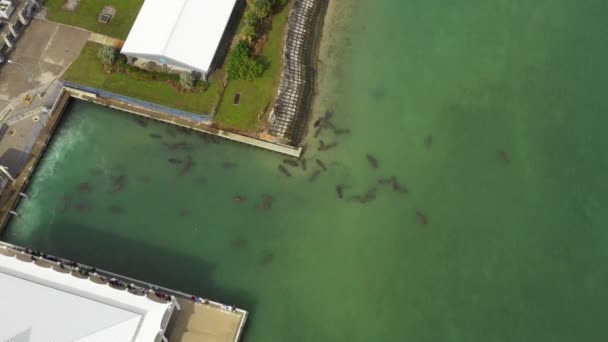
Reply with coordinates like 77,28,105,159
121,0,239,76
0,248,175,342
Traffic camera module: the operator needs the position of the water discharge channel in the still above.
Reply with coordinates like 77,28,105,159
3,0,608,340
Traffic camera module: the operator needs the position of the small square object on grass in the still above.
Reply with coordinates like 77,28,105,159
98,6,117,24
233,93,241,105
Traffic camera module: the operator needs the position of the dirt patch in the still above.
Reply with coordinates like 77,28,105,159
62,0,80,11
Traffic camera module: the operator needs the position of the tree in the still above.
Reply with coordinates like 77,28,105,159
98,45,117,66
252,0,272,18
227,40,252,79
179,72,194,90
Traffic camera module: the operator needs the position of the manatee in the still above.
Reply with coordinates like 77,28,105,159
283,159,299,167
424,135,433,149
222,161,238,169
416,211,429,225
278,165,291,177
308,170,321,182
77,182,91,193
108,205,123,215
497,149,511,164
180,155,195,175
366,154,379,168
315,159,327,172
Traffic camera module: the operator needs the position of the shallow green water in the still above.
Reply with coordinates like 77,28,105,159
4,0,608,340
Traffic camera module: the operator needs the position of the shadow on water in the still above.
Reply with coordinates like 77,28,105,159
6,219,258,317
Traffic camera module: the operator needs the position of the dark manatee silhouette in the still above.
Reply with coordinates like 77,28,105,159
497,149,511,164
260,252,275,266
77,182,91,193
278,165,291,177
75,202,91,214
134,116,148,128
308,170,321,182
222,161,238,169
416,211,429,225
319,142,338,152
163,141,194,151
110,174,127,193
390,176,408,193
335,184,349,199
378,178,392,185
360,188,377,204
231,238,248,249
366,154,379,168
256,194,275,211
334,128,351,135
300,158,307,171
149,133,162,139
180,155,195,175
424,135,433,149
232,195,247,203
283,159,299,167
57,194,73,213
315,159,327,172
314,126,323,138
168,158,183,165
90,168,103,176
108,205,123,215
370,86,388,100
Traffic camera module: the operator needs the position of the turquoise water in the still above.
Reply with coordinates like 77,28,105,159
4,0,608,340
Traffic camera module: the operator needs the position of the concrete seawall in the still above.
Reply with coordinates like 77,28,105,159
64,83,302,158
0,88,71,233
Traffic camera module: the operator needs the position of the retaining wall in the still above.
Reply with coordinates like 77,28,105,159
268,0,328,144
61,81,211,123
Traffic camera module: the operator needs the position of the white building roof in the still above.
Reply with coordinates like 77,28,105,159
121,0,239,73
0,250,172,342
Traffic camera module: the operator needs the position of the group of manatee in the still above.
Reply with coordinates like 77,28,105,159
276,106,514,226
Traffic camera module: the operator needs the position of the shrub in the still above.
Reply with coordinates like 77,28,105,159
243,10,261,27
179,72,195,90
242,23,257,44
227,40,264,81
98,45,117,66
252,0,272,18
241,58,264,80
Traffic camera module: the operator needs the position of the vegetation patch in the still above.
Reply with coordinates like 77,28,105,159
63,42,219,114
214,0,290,131
45,0,144,39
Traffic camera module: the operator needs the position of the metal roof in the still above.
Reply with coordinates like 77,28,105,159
121,0,239,73
0,250,172,342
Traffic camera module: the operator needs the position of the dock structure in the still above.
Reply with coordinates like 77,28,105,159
0,88,71,233
268,0,327,143
63,84,302,158
0,242,248,342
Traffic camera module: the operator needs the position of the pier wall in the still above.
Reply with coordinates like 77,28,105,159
0,241,248,342
62,81,211,124
268,0,328,143
63,84,302,157
0,88,71,233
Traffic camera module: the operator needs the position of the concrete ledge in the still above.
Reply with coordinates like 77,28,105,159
63,85,302,157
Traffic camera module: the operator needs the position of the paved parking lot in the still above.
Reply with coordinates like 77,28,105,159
0,19,89,177
0,19,90,109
